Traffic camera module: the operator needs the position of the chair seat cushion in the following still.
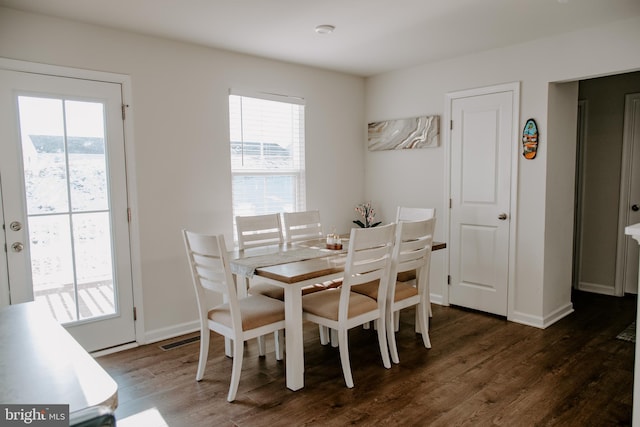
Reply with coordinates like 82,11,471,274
249,282,327,301
352,280,418,302
302,289,378,321
393,282,419,301
351,280,380,299
208,295,284,331
397,269,416,282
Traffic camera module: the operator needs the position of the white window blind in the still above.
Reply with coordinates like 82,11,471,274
229,92,306,219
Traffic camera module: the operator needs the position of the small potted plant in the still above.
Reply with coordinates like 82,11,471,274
353,201,382,228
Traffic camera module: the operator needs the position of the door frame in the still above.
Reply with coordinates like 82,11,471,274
443,82,520,318
0,57,145,351
615,92,640,295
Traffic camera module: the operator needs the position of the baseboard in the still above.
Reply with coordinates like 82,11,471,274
509,302,574,329
144,320,200,345
429,293,445,306
578,281,616,296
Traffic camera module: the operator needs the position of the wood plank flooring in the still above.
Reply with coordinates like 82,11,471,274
97,291,636,426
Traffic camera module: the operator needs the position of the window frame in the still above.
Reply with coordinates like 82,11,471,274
228,90,306,221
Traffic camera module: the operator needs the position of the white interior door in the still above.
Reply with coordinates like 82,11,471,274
449,87,516,316
618,93,640,294
0,69,135,352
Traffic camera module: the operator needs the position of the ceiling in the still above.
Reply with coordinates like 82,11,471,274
2,0,640,77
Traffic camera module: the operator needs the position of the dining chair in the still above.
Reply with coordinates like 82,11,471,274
353,218,435,363
282,210,324,243
389,218,435,362
395,206,436,320
235,213,284,250
183,230,285,402
235,213,288,297
301,223,395,388
396,206,436,222
246,211,329,302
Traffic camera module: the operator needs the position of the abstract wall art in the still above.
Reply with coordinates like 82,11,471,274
367,115,440,151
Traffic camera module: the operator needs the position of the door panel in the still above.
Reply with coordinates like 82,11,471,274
449,90,514,316
622,93,640,293
0,69,135,352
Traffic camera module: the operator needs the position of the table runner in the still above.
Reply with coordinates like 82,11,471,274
230,247,345,278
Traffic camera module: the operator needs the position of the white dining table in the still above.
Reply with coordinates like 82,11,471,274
229,238,347,391
228,237,447,391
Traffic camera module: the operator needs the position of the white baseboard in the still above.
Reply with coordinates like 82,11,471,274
144,320,200,345
578,281,616,296
509,302,574,329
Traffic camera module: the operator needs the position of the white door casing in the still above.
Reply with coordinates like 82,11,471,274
0,67,136,352
446,83,519,317
616,93,640,295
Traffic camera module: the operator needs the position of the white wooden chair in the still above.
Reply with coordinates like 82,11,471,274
282,210,324,243
386,219,435,363
301,223,395,388
249,211,325,301
395,206,435,320
235,213,283,250
396,206,436,222
183,230,285,402
235,213,287,299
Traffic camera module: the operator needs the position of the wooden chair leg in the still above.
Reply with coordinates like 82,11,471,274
319,325,330,345
196,329,210,380
257,335,266,356
417,303,431,349
387,311,400,364
337,328,354,388
377,316,391,369
225,337,233,358
227,339,244,402
274,330,284,361
330,328,339,348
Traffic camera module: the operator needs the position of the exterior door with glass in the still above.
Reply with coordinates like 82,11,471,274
0,69,135,352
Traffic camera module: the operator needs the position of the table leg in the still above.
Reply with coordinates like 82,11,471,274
283,286,304,391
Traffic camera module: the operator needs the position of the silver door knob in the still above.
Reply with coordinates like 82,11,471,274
11,242,24,252
9,221,22,231
498,213,508,220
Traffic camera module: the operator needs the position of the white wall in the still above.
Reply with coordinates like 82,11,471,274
365,16,640,326
0,7,366,342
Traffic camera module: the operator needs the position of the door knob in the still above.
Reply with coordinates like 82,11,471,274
11,242,24,252
632,204,639,212
9,221,22,231
498,213,508,220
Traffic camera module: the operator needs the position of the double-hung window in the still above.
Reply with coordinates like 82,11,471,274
228,91,306,220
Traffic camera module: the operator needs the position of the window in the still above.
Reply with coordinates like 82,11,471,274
229,91,306,220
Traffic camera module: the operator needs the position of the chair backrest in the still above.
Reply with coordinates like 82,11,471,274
396,206,436,222
281,210,323,243
388,218,435,298
183,230,242,332
235,213,283,249
340,223,396,318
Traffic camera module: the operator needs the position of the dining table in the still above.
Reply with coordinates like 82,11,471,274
228,237,446,391
0,301,118,420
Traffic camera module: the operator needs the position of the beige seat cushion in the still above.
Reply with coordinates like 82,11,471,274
208,295,284,331
249,282,327,301
396,269,416,282
352,280,418,302
302,289,378,321
351,279,381,299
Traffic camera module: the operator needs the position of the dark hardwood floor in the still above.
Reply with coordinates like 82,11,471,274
98,291,636,426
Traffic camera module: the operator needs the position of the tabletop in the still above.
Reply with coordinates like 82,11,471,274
0,302,118,414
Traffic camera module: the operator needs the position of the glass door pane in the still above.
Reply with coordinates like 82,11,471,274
18,96,116,324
